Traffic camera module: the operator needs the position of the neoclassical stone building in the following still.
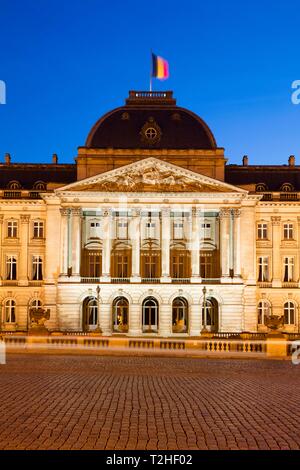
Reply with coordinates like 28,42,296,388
0,91,299,335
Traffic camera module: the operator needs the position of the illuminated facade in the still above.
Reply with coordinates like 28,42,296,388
0,91,299,335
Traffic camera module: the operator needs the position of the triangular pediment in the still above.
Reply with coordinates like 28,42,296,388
58,158,247,194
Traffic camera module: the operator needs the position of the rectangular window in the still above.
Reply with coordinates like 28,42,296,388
88,252,101,277
283,257,294,282
258,257,269,282
33,221,44,238
6,256,17,280
90,221,101,239
173,220,184,240
116,219,128,239
32,256,43,280
146,221,156,239
200,253,213,279
7,220,18,238
201,222,211,239
257,223,268,240
283,223,293,240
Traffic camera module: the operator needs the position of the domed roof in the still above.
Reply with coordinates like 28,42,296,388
86,91,217,150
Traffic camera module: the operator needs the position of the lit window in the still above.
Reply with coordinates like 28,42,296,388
283,257,294,282
283,223,293,240
32,256,43,280
284,301,296,325
5,299,16,323
33,221,44,238
258,301,271,325
257,223,268,240
6,256,17,280
7,220,18,238
258,257,269,282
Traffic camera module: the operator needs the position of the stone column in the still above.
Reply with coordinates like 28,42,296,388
129,304,142,335
71,208,82,279
100,303,112,335
19,214,30,286
101,209,112,281
59,208,70,277
220,208,230,282
161,208,171,282
189,304,201,336
0,215,3,282
130,209,141,282
191,208,201,283
159,304,172,337
233,209,242,279
271,216,281,287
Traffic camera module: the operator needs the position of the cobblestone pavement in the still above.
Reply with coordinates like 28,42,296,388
0,354,299,450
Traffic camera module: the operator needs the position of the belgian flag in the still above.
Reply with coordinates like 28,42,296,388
151,53,169,80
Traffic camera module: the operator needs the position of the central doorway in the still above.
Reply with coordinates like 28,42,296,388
142,297,159,333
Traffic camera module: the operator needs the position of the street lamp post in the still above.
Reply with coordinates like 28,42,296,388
201,286,208,335
95,285,102,334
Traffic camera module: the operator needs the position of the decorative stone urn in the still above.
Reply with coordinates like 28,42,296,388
265,315,284,334
29,307,50,335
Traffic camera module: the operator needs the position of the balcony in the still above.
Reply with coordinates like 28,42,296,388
171,278,191,284
81,277,101,284
141,278,160,284
111,278,130,284
282,282,298,288
257,281,272,288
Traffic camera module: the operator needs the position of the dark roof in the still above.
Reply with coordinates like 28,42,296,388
225,165,300,191
0,164,76,189
86,91,217,150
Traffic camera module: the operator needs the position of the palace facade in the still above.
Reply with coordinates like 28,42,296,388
1,91,299,335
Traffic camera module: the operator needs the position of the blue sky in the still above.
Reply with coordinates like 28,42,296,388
0,0,299,165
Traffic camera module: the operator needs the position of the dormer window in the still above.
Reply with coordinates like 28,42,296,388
256,183,268,192
33,181,46,190
280,183,294,192
8,181,21,190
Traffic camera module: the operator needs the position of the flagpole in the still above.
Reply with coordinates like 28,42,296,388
150,50,152,92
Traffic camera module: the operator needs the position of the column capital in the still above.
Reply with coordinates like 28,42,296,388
192,208,201,217
102,209,112,217
271,216,281,226
20,214,30,224
60,207,71,217
0,215,4,224
131,208,141,217
161,207,171,216
71,207,82,217
231,208,241,218
219,208,231,218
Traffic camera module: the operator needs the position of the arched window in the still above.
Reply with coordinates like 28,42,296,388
258,300,271,325
280,183,294,192
5,299,16,323
284,301,296,325
172,297,188,333
30,299,42,309
256,183,268,192
8,181,21,190
142,297,159,333
113,297,129,332
33,181,46,190
202,298,218,332
82,297,98,331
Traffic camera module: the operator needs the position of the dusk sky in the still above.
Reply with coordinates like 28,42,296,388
0,0,299,166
